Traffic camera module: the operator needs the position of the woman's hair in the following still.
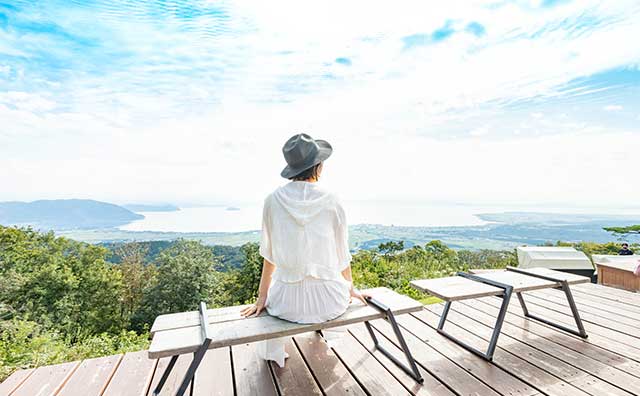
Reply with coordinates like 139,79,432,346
289,163,322,181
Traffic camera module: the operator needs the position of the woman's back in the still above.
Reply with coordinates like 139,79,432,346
260,181,351,283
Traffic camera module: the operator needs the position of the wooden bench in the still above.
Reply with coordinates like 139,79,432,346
410,267,590,361
149,287,424,396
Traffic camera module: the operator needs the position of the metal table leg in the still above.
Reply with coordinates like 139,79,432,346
507,268,588,338
436,272,514,361
364,296,424,383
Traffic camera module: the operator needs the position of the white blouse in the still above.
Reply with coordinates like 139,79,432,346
259,181,352,283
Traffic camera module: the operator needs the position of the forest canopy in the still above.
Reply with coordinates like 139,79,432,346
0,225,632,381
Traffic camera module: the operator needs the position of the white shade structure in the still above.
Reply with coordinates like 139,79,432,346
516,246,594,271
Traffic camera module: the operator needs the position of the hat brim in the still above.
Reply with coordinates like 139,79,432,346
280,139,332,179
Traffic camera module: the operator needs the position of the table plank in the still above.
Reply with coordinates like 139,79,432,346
149,288,422,358
410,277,504,301
11,361,79,396
103,351,156,396
57,354,122,396
0,369,34,396
511,267,591,284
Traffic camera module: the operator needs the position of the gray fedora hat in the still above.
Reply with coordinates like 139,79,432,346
281,133,333,179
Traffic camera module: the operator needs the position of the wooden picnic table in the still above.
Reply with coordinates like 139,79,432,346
410,267,590,361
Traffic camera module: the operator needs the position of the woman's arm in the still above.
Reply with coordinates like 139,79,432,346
241,259,276,317
341,265,368,304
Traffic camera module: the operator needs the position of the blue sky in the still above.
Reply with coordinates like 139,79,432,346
1,0,639,209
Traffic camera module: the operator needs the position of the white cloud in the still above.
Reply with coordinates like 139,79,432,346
1,0,640,210
603,105,623,111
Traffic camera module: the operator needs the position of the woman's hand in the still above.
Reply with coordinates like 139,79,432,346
349,285,369,305
241,296,267,318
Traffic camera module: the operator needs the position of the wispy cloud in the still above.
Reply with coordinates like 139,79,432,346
0,0,639,207
603,104,623,111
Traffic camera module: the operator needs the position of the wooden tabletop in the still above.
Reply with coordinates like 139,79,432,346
411,267,591,302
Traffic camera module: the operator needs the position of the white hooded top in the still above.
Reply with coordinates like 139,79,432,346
259,181,352,283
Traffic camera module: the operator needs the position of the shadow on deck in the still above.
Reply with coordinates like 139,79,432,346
2,283,640,396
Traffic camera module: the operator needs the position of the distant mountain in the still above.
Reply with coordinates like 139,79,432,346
0,199,144,230
123,203,179,212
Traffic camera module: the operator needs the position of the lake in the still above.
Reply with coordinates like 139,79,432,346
118,201,638,233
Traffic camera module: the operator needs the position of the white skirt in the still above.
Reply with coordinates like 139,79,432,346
257,276,350,367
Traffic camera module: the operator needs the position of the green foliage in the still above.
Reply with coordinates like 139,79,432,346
0,225,631,383
0,226,125,340
553,240,638,259
0,319,148,382
132,240,221,329
603,225,640,236
350,240,516,301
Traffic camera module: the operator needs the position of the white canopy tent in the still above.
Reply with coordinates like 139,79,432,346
516,246,594,270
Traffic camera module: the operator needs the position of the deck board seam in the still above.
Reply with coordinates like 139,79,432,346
327,337,374,396
473,297,640,365
5,369,36,396
446,301,640,395
97,353,125,396
291,334,327,396
395,311,525,396
419,305,590,396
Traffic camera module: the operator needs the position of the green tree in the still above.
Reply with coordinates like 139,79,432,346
603,225,640,237
0,226,124,339
133,239,220,328
114,243,157,326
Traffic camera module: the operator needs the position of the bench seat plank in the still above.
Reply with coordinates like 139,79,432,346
149,287,421,359
513,267,591,285
410,277,504,301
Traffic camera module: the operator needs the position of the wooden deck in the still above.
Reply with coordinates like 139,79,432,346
2,282,640,396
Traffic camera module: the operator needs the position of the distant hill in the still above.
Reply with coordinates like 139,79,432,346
0,199,144,230
123,203,179,212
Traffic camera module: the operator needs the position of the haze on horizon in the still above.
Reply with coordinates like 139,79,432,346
1,0,639,210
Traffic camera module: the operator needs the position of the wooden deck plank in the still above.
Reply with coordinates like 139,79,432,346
11,361,80,396
103,351,156,396
570,287,640,315
478,296,640,363
364,318,505,396
151,287,419,334
293,332,367,396
533,288,640,323
232,342,278,396
0,369,34,396
449,300,640,394
574,283,640,304
149,288,422,359
416,307,600,396
523,292,640,335
517,294,640,343
463,298,640,376
146,355,193,396
57,354,122,396
328,329,413,396
270,338,322,395
346,323,458,396
192,348,234,396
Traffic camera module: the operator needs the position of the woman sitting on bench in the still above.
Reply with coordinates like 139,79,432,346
241,133,368,367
